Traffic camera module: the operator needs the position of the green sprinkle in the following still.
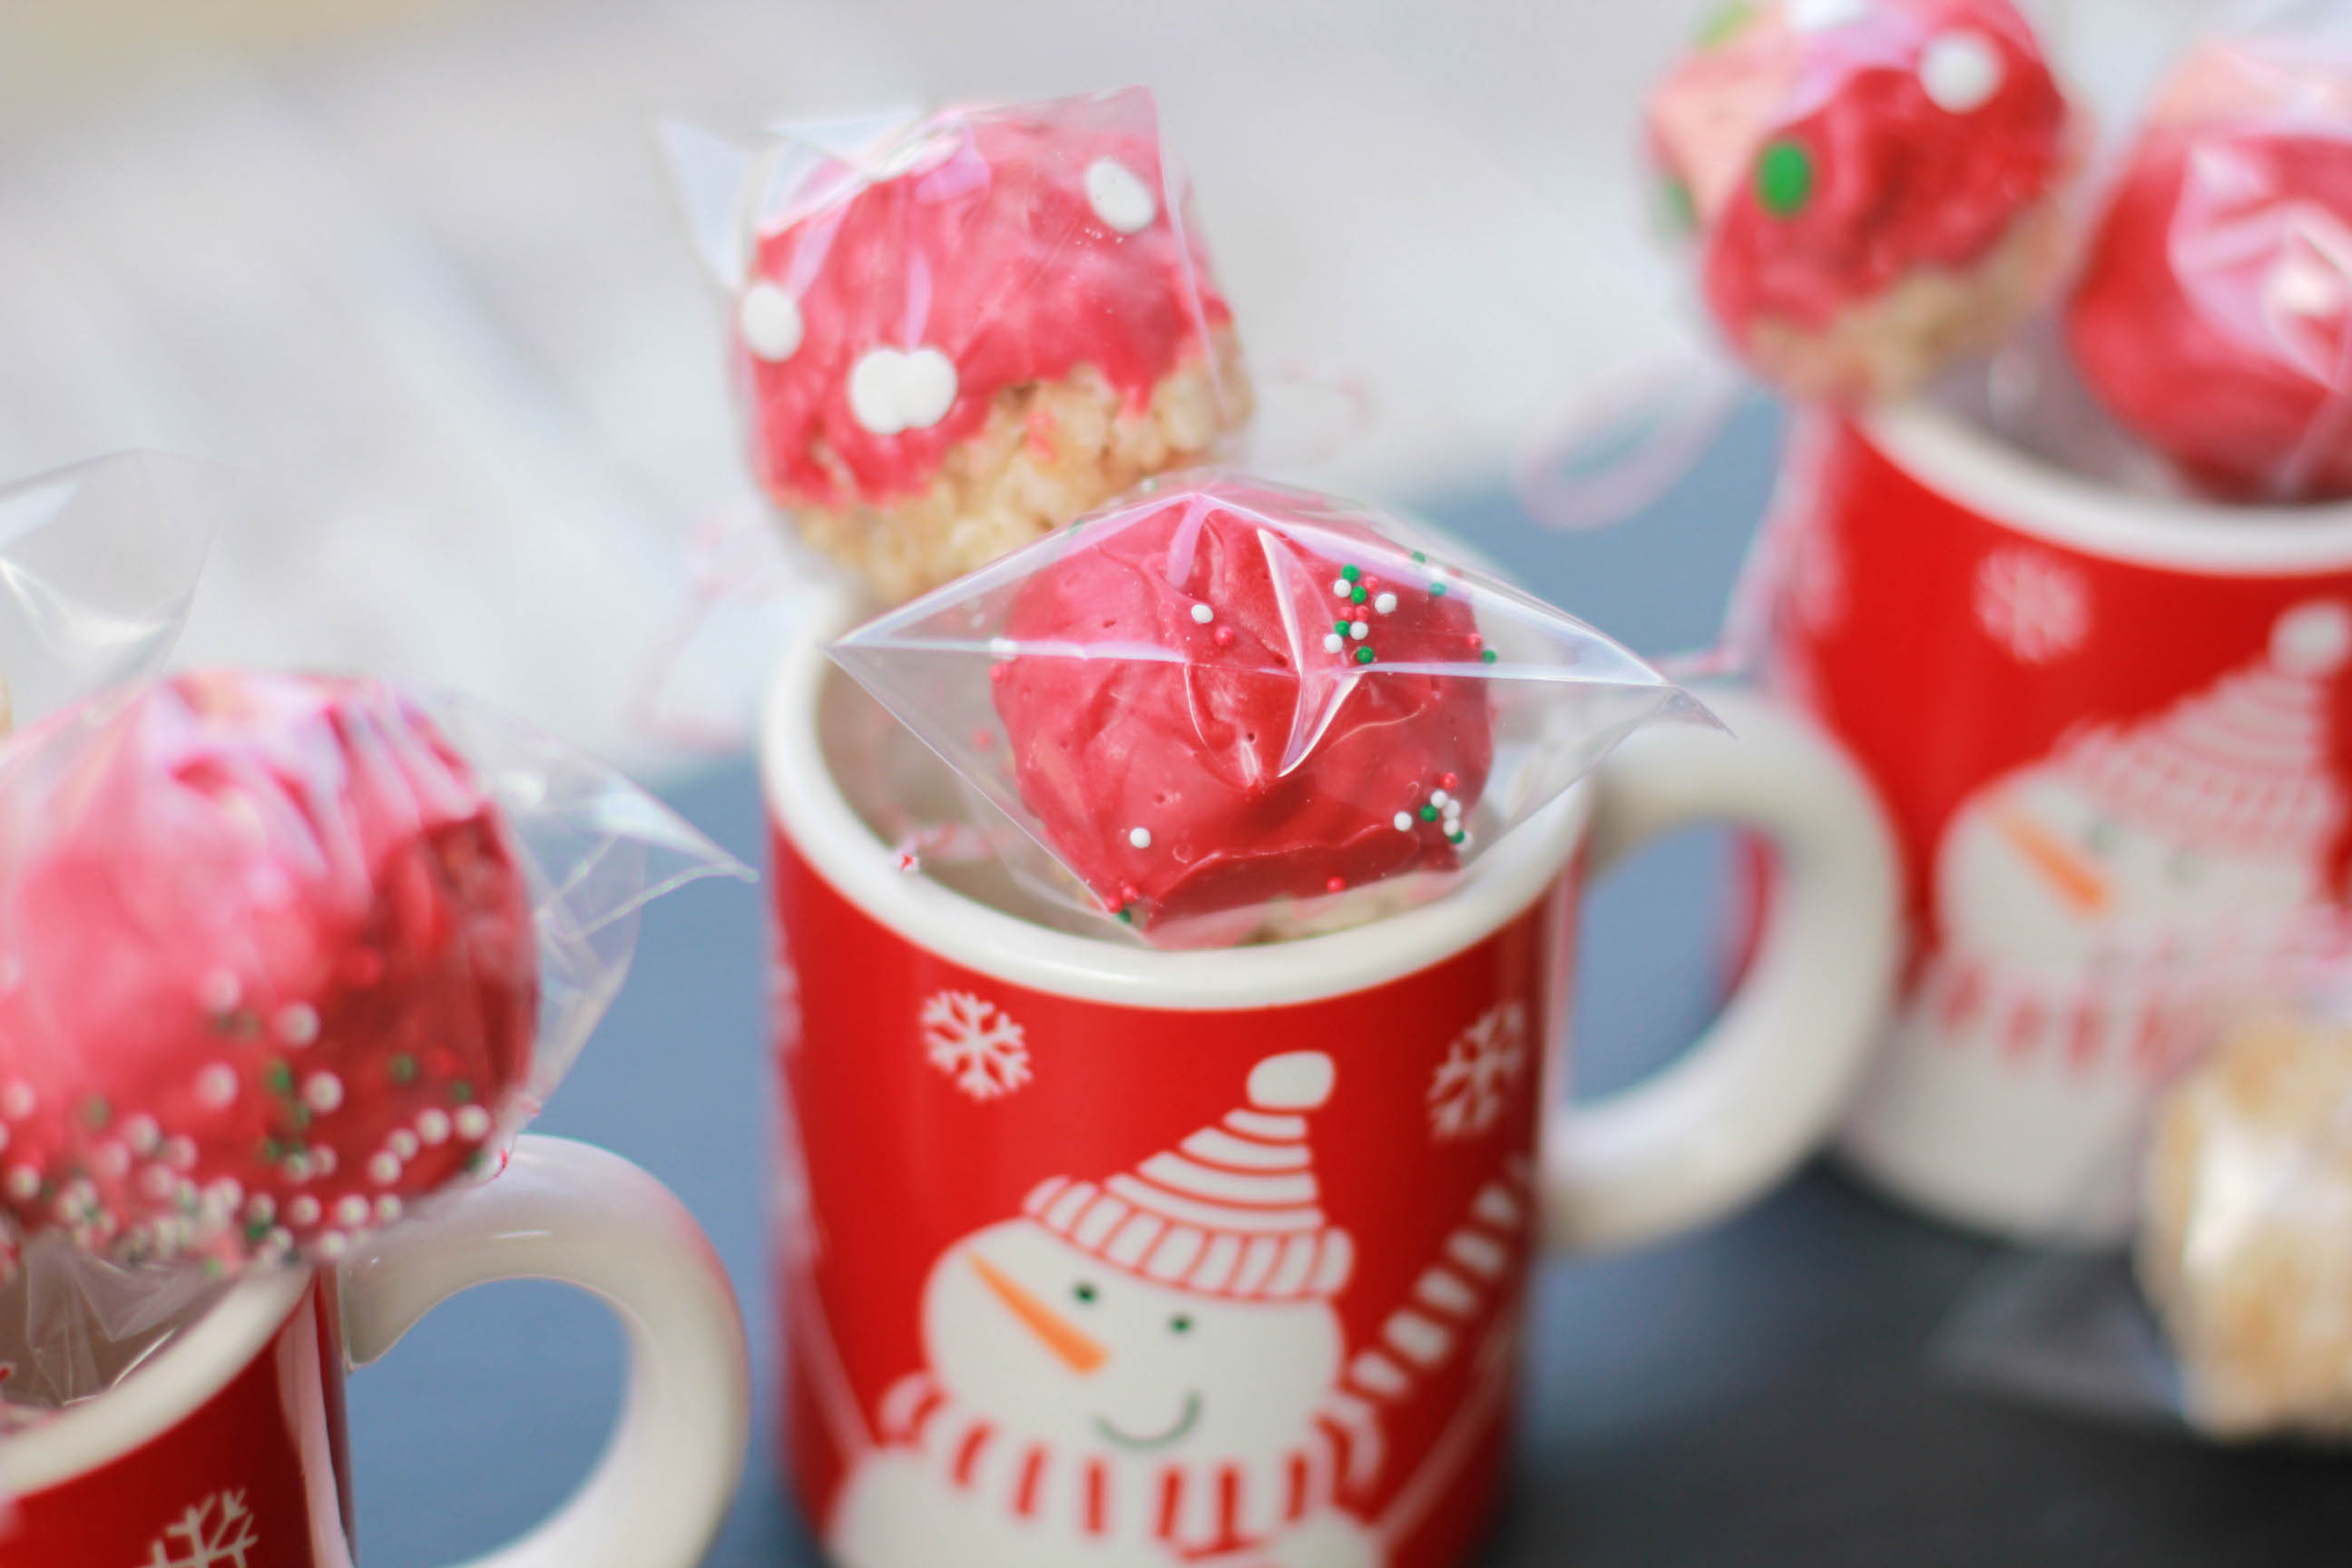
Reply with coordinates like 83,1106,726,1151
1354,647,1375,665
466,1149,492,1176
1430,582,1448,596
1116,906,1134,925
1660,177,1697,237
79,1095,109,1131
264,1060,294,1097
1757,140,1813,217
260,1138,283,1164
1448,830,1467,846
1340,564,1360,583
1696,1,1758,48
246,1218,272,1244
1411,551,1426,564
1350,585,1368,604
1420,805,1439,821
388,1053,419,1085
1334,620,1349,635
1481,649,1498,663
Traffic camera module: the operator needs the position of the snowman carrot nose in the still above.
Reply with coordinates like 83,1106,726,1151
969,1252,1107,1375
1996,808,2108,914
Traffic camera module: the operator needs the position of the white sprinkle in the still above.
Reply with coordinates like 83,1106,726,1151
1324,633,1344,653
848,346,958,436
1191,603,1214,624
377,1196,404,1224
312,1231,348,1261
1444,800,1464,821
1430,790,1450,808
302,1073,345,1114
335,1195,370,1228
1,1083,34,1121
197,1065,239,1109
369,1152,402,1186
455,1105,494,1142
204,1179,243,1214
738,282,805,362
196,968,241,1014
418,1109,452,1145
262,1227,294,1259
283,1153,313,1184
1333,580,1352,598
91,1142,131,1179
1920,29,2003,113
246,1194,276,1223
287,1195,321,1228
5,1166,38,1201
122,1114,162,1155
1394,812,1415,832
1374,593,1398,614
162,1137,198,1172
276,1003,320,1047
390,1131,420,1160
1128,827,1153,849
1350,622,1368,640
312,1146,338,1178
1083,156,1158,234
142,1165,179,1200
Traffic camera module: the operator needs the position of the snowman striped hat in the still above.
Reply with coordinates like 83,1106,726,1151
1022,1051,1355,1302
2057,600,2350,859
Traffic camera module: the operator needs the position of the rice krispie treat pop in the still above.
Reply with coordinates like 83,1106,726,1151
1647,0,2078,400
731,89,1250,603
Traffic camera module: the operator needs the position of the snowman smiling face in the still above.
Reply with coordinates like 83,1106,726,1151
921,1218,1343,1459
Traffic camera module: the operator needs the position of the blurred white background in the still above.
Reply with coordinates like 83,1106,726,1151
0,0,2214,770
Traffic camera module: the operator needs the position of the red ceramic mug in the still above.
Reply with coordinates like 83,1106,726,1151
766,583,1900,1568
1764,404,2352,1241
0,1137,748,1568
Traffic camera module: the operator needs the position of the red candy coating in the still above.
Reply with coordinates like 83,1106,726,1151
739,92,1234,507
0,672,536,1265
2068,60,2352,501
1651,0,2070,338
990,490,1495,933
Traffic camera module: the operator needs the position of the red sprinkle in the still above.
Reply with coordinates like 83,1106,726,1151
990,665,1009,684
1212,626,1234,648
1467,634,1483,652
1325,877,1347,894
1439,772,1460,791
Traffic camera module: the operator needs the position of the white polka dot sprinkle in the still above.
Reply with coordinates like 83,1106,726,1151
1332,579,1352,598
455,1105,494,1142
122,1114,162,1155
848,346,959,436
302,1073,344,1114
313,1232,348,1261
1431,790,1450,808
1394,812,1414,831
1191,603,1214,624
1324,633,1344,652
197,1065,238,1108
377,1196,405,1224
1349,622,1368,640
369,1152,402,1186
276,1003,320,1047
196,969,241,1014
1920,29,2003,113
5,1166,39,1201
335,1195,370,1228
390,1131,420,1160
418,1110,452,1145
287,1195,321,1228
1083,157,1158,234
162,1137,197,1171
740,282,805,362
1128,827,1153,849
1374,593,1397,614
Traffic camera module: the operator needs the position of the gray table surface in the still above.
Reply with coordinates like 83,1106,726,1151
347,406,2352,1566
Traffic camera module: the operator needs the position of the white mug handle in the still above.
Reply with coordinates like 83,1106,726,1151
1542,688,1903,1254
337,1135,750,1568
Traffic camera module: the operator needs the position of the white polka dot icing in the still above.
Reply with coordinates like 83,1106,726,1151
848,346,959,435
1920,30,2003,113
1084,157,1157,235
740,282,805,362
1788,0,1868,31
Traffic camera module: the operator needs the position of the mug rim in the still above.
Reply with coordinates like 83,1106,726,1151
1864,401,2352,574
761,584,1591,1009
0,1265,311,1494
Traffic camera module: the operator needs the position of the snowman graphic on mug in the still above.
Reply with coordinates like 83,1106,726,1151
828,1050,1527,1568
1847,600,2352,1233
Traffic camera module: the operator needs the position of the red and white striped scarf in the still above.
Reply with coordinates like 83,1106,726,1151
1913,909,2352,1079
875,1372,1361,1559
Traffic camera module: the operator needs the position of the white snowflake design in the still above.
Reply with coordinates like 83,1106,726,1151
1974,547,2089,665
920,990,1031,1101
1428,1003,1530,1142
140,1491,258,1568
